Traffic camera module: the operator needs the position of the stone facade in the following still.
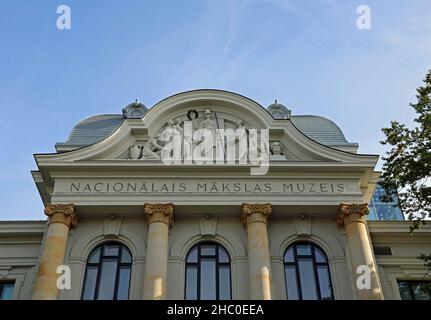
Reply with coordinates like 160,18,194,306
0,90,430,300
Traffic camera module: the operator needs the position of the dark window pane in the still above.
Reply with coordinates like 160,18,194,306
315,247,327,263
121,248,132,263
88,247,101,264
218,247,230,263
284,247,294,263
82,266,98,300
398,281,412,300
117,267,131,300
0,283,14,300
284,243,333,301
219,266,231,300
296,244,311,256
201,244,216,256
412,283,431,300
285,266,299,300
97,260,118,299
103,244,119,257
317,266,332,300
185,266,198,300
187,246,198,263
298,259,318,299
185,243,231,301
200,258,216,300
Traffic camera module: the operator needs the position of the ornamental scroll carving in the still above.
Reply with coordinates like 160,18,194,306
336,203,369,227
44,203,78,228
144,203,174,226
241,203,272,226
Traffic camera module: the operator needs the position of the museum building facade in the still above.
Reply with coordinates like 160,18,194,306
0,89,430,300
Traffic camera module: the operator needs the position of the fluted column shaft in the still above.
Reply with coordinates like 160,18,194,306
337,203,383,300
143,203,174,300
32,204,78,300
241,203,272,300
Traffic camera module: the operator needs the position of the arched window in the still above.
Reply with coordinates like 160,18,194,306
284,242,333,300
185,242,231,300
81,242,132,300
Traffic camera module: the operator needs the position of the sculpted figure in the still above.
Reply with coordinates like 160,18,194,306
199,109,217,136
129,145,142,159
270,141,286,160
236,120,248,162
141,135,164,159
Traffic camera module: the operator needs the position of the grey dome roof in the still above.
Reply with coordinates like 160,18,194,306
290,115,351,146
122,100,148,119
55,96,356,152
267,100,291,119
55,114,124,151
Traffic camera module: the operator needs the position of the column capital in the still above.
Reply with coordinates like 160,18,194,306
44,203,78,229
241,203,272,226
337,203,369,227
144,203,174,226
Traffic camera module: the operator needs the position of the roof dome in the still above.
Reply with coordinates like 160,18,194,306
267,100,291,119
290,115,351,146
55,114,124,152
122,99,148,119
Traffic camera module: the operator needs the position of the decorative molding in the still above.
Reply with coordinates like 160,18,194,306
0,267,11,279
241,203,272,226
44,203,78,229
198,216,218,237
103,217,124,237
144,203,174,226
293,217,312,236
336,203,369,227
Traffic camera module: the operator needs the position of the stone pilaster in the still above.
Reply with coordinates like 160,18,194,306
241,203,272,300
337,203,384,300
142,203,174,300
32,203,78,300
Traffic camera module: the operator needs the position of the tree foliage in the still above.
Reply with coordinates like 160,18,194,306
380,69,431,270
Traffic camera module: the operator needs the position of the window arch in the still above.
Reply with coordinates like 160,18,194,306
185,242,231,300
81,242,132,300
284,242,334,300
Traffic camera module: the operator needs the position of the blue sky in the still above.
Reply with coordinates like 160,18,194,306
0,0,430,220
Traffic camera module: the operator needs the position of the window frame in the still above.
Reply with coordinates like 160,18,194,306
0,281,15,300
284,242,334,300
184,242,232,300
81,242,132,300
397,280,431,300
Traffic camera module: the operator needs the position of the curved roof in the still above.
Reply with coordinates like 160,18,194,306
290,115,350,146
55,91,357,152
55,114,124,150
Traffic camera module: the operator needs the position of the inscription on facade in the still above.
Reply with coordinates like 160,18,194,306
54,179,359,195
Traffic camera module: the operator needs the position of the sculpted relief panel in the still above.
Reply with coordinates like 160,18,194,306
122,107,288,162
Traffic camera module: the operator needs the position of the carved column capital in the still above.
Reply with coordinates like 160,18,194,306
144,203,174,226
337,203,369,227
241,203,272,226
44,204,78,229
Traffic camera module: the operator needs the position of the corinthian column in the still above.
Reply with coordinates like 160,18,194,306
143,203,174,300
241,203,272,300
337,203,383,300
32,203,78,300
